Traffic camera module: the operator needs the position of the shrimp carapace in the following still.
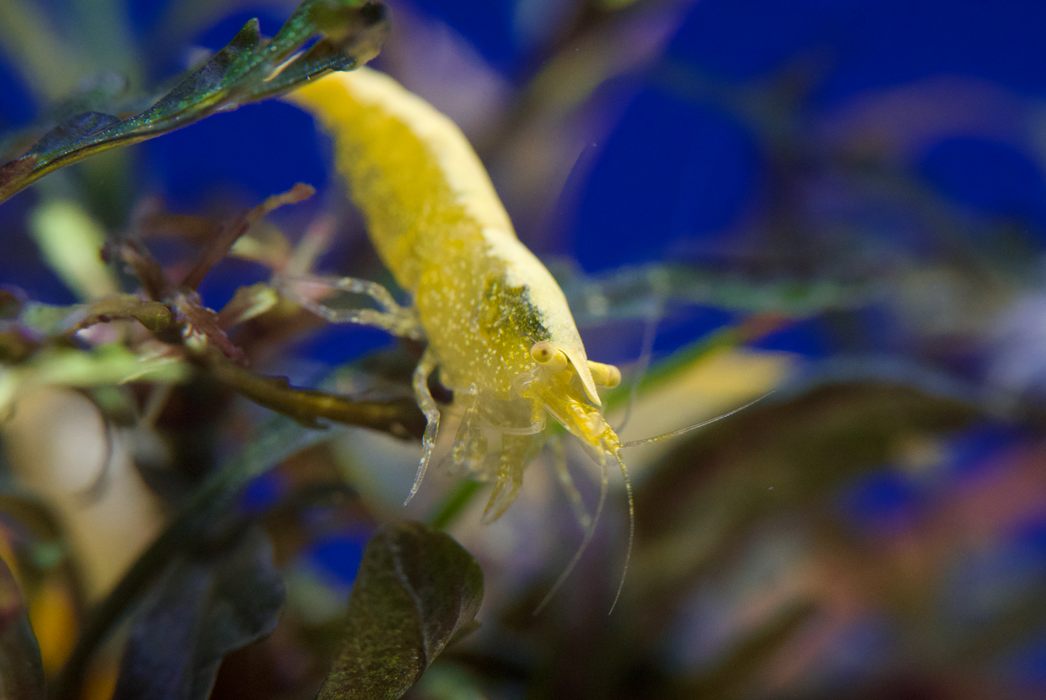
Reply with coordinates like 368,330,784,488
283,67,625,521
282,67,640,611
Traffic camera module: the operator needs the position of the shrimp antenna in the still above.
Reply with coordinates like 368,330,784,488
608,448,634,614
619,391,773,448
533,454,610,615
534,392,771,614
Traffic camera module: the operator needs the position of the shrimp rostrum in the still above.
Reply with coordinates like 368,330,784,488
281,68,628,529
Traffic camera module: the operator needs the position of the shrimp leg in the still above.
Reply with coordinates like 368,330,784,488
483,432,542,523
450,383,486,472
551,436,592,529
277,273,424,340
406,345,441,504
280,271,442,504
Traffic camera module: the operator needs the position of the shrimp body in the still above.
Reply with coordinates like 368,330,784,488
286,69,622,520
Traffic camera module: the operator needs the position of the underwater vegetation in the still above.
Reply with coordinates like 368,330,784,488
2,0,1046,698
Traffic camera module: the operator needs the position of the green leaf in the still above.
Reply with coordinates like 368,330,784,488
318,521,483,700
111,525,285,700
27,199,118,301
0,555,45,700
27,297,175,335
552,262,873,327
0,0,390,204
0,345,188,418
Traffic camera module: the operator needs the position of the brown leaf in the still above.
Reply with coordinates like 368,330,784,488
179,183,315,291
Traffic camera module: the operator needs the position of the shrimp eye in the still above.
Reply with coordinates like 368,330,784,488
530,341,568,372
530,341,555,363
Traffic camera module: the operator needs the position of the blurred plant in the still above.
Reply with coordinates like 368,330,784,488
0,2,485,699
1,1,1046,700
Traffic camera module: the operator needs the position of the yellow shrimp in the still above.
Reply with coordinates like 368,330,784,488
281,67,632,604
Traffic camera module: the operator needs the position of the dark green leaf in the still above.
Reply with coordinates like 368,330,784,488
0,555,44,700
318,521,484,700
111,524,285,700
0,0,389,204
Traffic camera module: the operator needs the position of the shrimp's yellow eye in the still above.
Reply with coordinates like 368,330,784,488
530,341,554,362
530,341,568,372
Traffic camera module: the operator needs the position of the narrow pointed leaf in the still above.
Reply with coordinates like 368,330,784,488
0,0,389,203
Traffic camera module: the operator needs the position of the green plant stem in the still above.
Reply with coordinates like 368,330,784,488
427,479,483,531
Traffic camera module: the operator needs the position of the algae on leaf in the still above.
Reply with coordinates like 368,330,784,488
318,522,484,700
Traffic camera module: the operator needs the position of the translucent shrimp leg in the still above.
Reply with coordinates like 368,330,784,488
551,436,592,529
483,433,542,523
534,451,610,615
450,384,486,471
277,273,424,340
278,272,442,504
407,345,441,505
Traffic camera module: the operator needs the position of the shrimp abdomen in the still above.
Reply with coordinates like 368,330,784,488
285,68,513,294
286,69,600,403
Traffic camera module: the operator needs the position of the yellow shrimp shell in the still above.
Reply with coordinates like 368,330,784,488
287,68,621,520
288,69,600,404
